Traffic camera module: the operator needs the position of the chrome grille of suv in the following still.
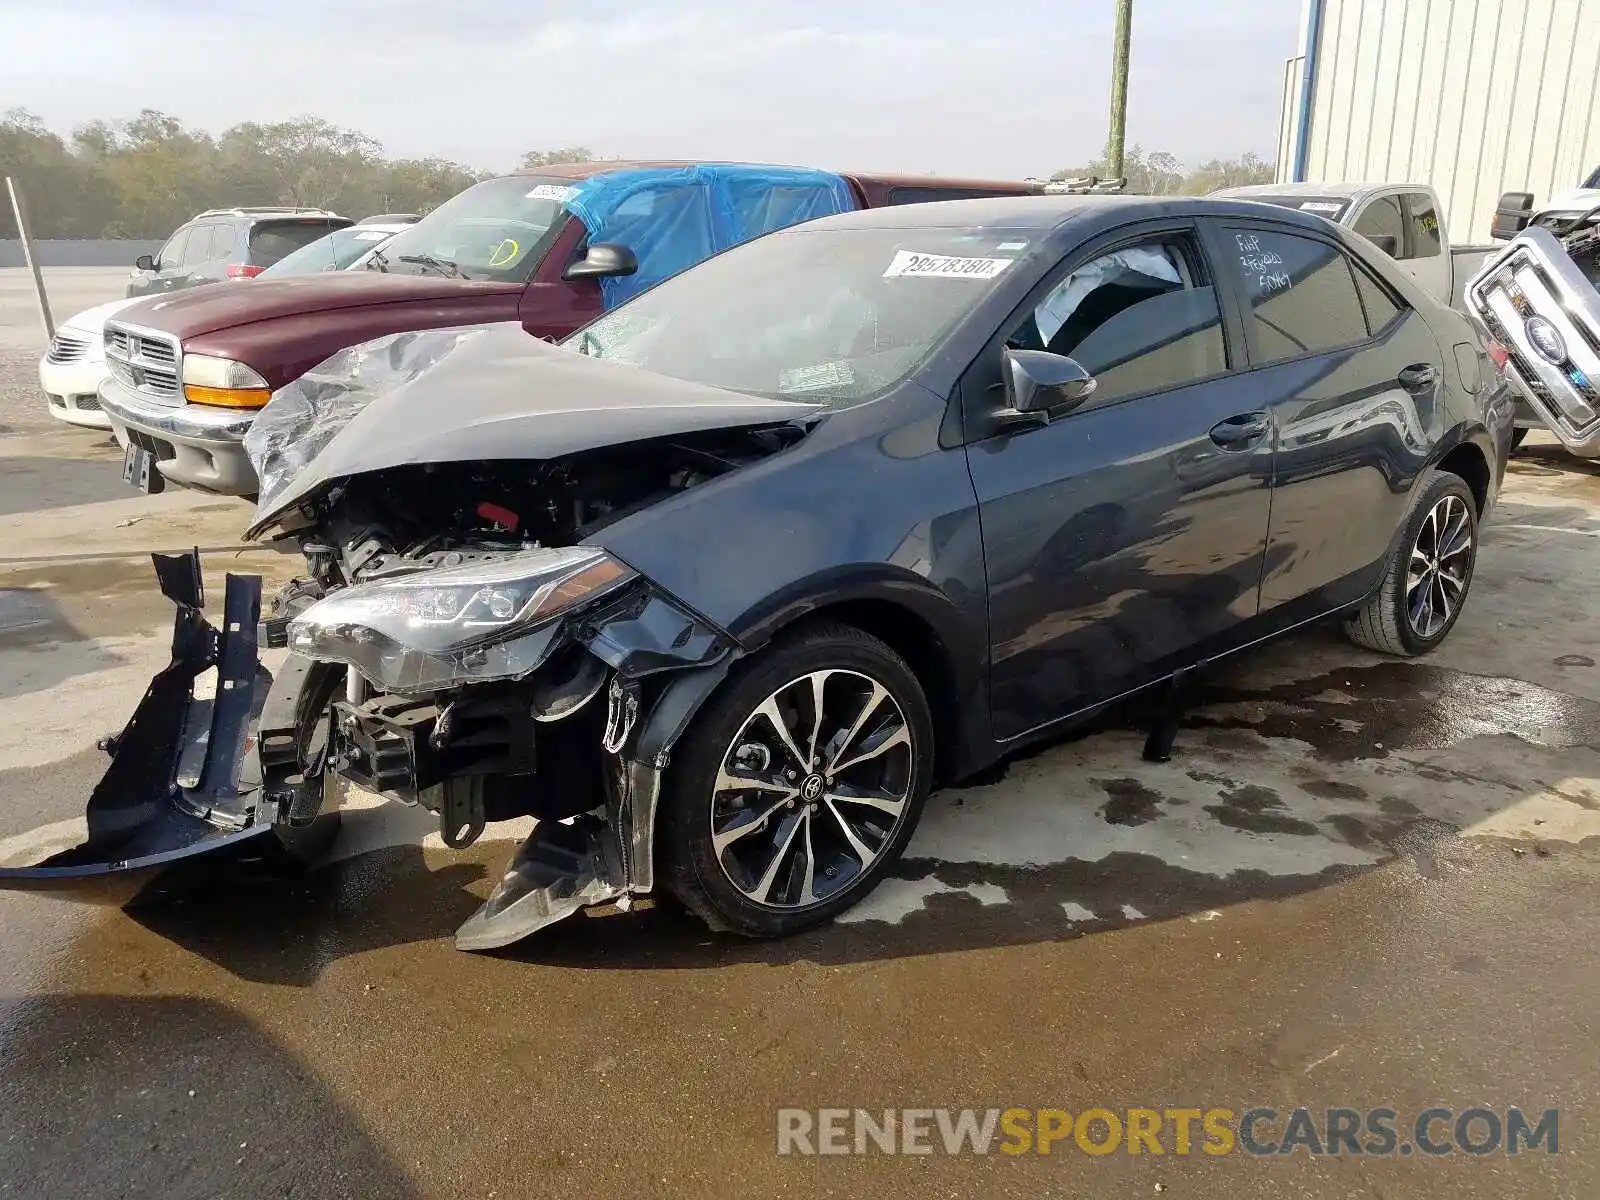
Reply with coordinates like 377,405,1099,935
45,331,93,364
1465,226,1600,453
104,322,182,403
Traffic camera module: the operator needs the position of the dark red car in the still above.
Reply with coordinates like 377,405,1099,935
97,160,1042,495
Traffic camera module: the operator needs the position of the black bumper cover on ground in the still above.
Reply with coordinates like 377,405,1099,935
0,551,291,907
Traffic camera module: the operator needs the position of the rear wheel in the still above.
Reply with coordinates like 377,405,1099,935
660,623,934,936
1343,470,1478,656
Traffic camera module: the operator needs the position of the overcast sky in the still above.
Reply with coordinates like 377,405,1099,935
2,0,1302,177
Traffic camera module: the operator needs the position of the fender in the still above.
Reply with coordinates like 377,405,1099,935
590,562,993,902
723,562,994,780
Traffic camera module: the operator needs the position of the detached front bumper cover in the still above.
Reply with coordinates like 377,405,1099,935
0,551,295,904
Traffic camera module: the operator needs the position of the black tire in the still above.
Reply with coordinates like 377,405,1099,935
1343,470,1479,656
660,622,935,937
1510,427,1529,451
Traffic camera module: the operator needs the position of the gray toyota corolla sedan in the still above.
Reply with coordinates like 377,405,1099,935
3,196,1515,952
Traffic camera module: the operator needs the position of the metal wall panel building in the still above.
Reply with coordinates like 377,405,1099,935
1278,0,1600,242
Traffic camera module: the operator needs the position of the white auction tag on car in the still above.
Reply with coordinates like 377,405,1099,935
526,184,578,202
354,230,392,240
883,250,1015,280
779,360,855,393
1299,201,1343,213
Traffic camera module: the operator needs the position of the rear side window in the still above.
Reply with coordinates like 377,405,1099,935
1405,193,1443,258
1006,238,1227,406
1352,264,1403,335
209,224,236,259
247,220,345,268
1352,196,1406,258
1225,228,1368,364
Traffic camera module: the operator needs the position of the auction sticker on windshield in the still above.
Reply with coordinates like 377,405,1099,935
526,184,578,202
779,360,855,394
884,250,1015,280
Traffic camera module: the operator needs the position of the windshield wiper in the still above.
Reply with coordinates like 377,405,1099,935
364,246,390,273
398,253,468,279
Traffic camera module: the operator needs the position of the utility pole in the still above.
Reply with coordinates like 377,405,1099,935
1107,0,1133,181
6,177,54,341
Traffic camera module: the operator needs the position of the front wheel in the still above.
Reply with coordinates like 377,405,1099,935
660,623,934,937
1343,470,1478,656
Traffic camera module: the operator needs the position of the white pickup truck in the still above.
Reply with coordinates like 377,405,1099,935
1210,181,1497,312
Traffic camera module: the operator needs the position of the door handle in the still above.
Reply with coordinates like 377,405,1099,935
1209,411,1271,448
1398,363,1438,392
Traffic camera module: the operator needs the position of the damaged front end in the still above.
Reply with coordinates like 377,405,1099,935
284,551,739,950
3,321,803,950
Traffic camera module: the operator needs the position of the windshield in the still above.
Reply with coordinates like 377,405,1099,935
563,225,1031,404
366,176,572,281
259,227,399,277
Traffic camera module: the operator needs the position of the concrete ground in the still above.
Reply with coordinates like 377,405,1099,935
0,267,1598,1198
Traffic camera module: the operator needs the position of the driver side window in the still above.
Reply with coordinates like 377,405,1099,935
157,229,190,270
1004,236,1228,407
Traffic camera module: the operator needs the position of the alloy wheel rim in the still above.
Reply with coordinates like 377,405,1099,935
1405,494,1473,640
710,669,915,910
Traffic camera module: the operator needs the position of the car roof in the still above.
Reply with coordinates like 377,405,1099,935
509,161,1035,192
789,193,1349,234
1211,181,1424,201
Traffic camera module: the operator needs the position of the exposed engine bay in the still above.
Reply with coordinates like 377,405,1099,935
276,426,804,591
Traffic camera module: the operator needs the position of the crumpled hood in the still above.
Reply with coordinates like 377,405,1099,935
244,322,822,537
120,273,523,339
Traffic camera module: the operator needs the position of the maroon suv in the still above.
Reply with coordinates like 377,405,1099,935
98,160,1042,496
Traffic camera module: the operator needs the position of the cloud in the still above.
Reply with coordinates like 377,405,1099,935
0,0,1300,177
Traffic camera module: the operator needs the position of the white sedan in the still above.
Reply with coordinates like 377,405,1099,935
39,222,412,431
38,297,144,430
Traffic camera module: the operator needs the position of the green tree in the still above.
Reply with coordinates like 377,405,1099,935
520,147,595,169
1052,146,1277,197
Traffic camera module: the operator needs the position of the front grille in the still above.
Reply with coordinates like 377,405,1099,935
45,331,92,364
1478,306,1561,408
104,322,183,402
1468,238,1600,440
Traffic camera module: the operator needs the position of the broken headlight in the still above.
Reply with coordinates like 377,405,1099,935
287,547,634,692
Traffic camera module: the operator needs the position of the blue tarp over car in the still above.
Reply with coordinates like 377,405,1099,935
565,164,858,306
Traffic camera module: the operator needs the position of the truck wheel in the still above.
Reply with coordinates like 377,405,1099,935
660,623,934,937
1344,470,1478,656
1510,427,1529,451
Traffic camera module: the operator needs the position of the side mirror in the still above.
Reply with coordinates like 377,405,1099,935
996,349,1097,428
135,254,156,272
563,242,639,281
1367,233,1400,257
1491,192,1534,241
